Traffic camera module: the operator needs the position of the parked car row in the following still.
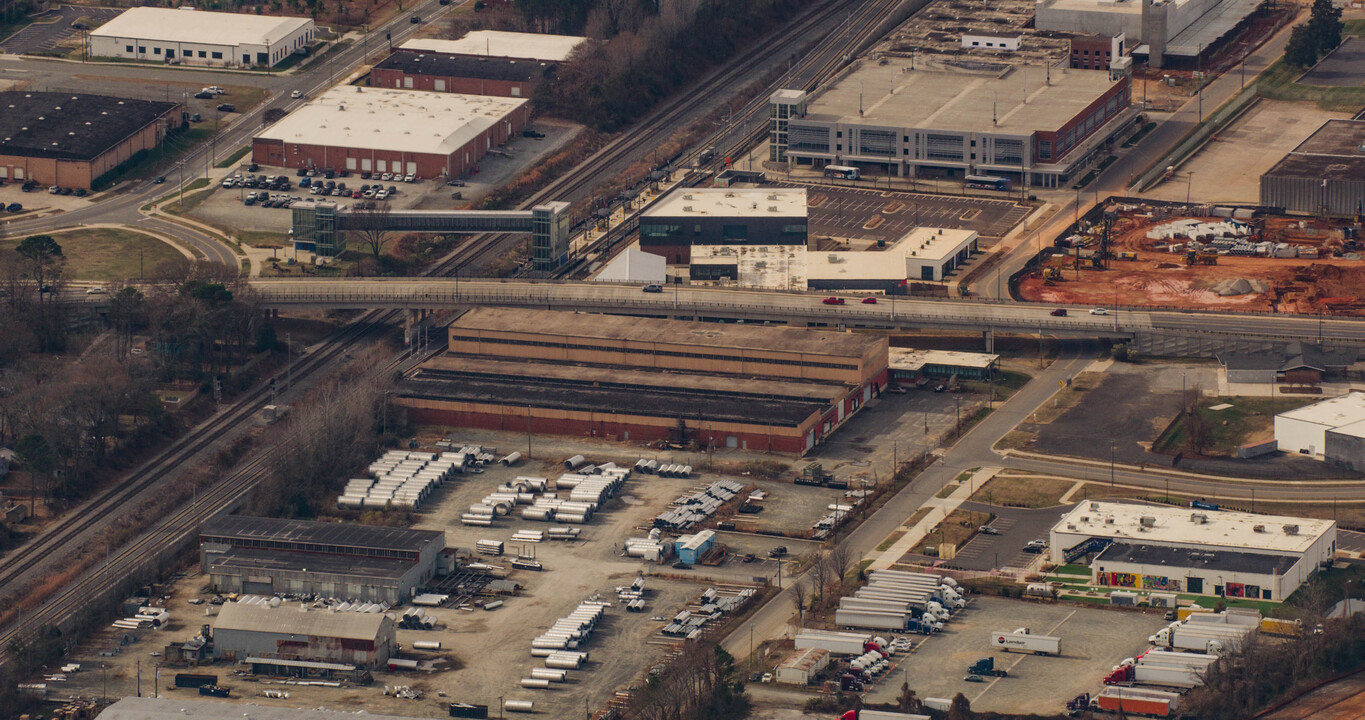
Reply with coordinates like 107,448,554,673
48,186,87,197
193,86,226,100
243,192,303,208
821,296,879,305
223,174,291,191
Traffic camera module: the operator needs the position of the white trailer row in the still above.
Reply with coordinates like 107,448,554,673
795,630,872,656
834,571,965,634
338,450,473,511
1148,618,1255,655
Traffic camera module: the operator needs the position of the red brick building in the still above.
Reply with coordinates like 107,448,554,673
251,86,527,179
0,91,180,189
369,50,550,98
396,308,889,455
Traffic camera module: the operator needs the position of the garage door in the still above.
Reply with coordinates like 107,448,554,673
243,578,273,594
405,161,416,175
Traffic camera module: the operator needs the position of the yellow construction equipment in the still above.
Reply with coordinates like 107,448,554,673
1185,250,1218,265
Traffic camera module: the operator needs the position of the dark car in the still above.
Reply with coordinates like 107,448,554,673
217,103,236,113
360,171,372,180
1050,308,1068,317
194,91,214,99
671,561,690,569
410,14,420,22
6,203,22,213
59,187,73,195
152,175,166,184
73,188,87,197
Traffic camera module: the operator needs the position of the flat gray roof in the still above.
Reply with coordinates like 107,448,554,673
1095,541,1299,576
209,548,417,580
97,697,437,720
452,308,886,361
804,59,1119,133
1264,119,1365,182
1165,0,1262,56
202,515,443,553
214,601,390,640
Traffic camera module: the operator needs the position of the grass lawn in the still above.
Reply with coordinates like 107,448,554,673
216,147,251,169
961,369,1033,401
1156,396,1319,456
994,429,1037,452
927,509,993,552
1258,57,1365,111
1285,564,1365,611
875,529,907,553
936,483,959,499
0,228,184,281
971,475,1076,508
1054,564,1092,576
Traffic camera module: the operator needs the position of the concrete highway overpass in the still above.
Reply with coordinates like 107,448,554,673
242,279,1365,355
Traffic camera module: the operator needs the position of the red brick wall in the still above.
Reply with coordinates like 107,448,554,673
369,68,534,98
1033,77,1130,165
250,104,528,179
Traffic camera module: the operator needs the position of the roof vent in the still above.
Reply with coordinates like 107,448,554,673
1140,516,1156,527
768,206,777,212
1090,502,1100,511
683,194,693,200
1253,524,1265,533
1190,513,1207,524
1283,524,1299,535
683,206,692,212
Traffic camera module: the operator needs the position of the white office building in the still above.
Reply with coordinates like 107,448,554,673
401,30,587,63
1053,501,1336,601
89,7,315,68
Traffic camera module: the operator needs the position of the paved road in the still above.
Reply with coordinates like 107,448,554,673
0,0,461,258
719,345,1093,657
972,17,1300,300
212,277,1365,346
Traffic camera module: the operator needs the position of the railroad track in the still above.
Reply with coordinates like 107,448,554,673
427,0,871,278
0,0,895,670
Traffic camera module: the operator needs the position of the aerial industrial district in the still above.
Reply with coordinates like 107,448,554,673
5,0,1365,719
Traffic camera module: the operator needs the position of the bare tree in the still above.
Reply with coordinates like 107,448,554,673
829,542,855,588
1183,383,1213,455
790,581,806,626
808,550,830,605
351,200,394,269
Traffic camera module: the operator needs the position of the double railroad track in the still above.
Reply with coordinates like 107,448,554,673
0,0,908,674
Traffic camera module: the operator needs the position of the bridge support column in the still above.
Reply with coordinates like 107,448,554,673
983,330,995,353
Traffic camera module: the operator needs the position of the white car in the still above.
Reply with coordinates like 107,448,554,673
403,173,416,183
291,90,304,99
85,287,106,295
207,86,225,95
1089,307,1110,315
375,189,389,200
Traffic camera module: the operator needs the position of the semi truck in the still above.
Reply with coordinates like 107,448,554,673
1089,686,1181,717
990,629,1061,656
1103,663,1203,689
838,711,931,720
795,631,874,656
1136,649,1219,672
968,657,1007,677
1148,623,1250,654
835,609,913,631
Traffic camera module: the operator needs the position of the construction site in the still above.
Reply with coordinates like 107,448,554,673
1017,203,1365,315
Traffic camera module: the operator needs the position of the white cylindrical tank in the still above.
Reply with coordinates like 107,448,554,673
520,678,551,689
412,640,441,651
504,700,534,713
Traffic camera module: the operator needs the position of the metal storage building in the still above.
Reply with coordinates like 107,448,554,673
200,516,444,604
211,602,396,666
674,529,716,565
401,31,588,63
1260,120,1365,217
96,697,442,720
775,647,830,685
89,7,315,68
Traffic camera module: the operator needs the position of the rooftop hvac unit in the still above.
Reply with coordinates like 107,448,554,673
1080,516,1090,523
1066,524,1077,530
1105,517,1115,524
1190,513,1208,524
683,206,693,212
1283,525,1299,535
1140,516,1156,527
725,192,735,198
683,194,693,200
768,206,778,212
1253,525,1265,533
1090,502,1100,511
768,194,779,200
828,254,841,262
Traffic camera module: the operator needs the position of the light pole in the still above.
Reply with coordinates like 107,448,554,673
1186,172,1194,213
1110,443,1115,489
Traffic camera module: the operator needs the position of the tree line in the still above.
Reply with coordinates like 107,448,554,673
530,0,817,132
1285,0,1343,67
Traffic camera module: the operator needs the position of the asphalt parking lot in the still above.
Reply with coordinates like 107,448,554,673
0,5,121,55
783,182,1030,241
1339,529,1365,555
950,502,1075,571
814,391,985,487
862,595,1167,715
1300,37,1365,87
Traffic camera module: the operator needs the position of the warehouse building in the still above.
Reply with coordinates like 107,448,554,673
1261,120,1365,217
401,30,587,63
89,7,315,68
640,188,807,264
0,91,180,189
1052,501,1336,600
98,698,449,720
1275,393,1365,470
771,60,1134,188
1036,0,1257,68
200,516,444,604
807,227,979,286
211,602,396,666
775,647,831,685
889,348,1000,382
252,86,528,179
395,308,889,454
369,50,551,98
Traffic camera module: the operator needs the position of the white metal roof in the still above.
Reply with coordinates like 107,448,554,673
214,601,390,640
889,348,999,371
90,7,312,46
593,247,666,283
644,188,806,218
1329,418,1365,440
1277,392,1365,429
805,227,977,281
255,86,526,156
1054,501,1334,555
96,697,442,720
401,30,587,62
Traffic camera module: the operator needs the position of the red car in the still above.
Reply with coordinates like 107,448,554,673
861,297,878,304
822,297,845,305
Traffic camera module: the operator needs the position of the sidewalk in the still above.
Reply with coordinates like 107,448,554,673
866,466,1000,571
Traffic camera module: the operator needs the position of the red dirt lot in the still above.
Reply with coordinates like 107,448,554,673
1259,670,1365,720
1018,209,1365,316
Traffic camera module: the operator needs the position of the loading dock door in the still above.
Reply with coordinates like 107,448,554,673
243,577,274,594
1186,577,1203,594
406,161,417,175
